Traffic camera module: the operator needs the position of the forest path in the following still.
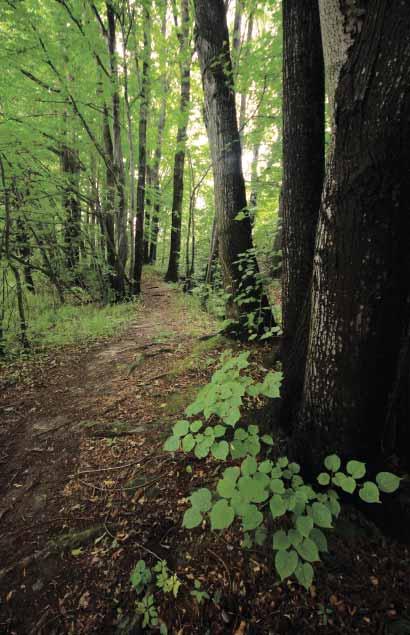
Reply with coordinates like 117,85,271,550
0,271,221,634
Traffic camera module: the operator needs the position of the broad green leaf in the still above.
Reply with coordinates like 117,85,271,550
163,435,180,452
275,549,299,581
217,478,237,499
295,562,314,590
270,478,285,494
324,454,341,473
296,515,314,538
376,472,401,494
242,507,263,531
241,456,257,476
311,502,333,528
261,434,274,445
296,537,320,563
190,420,203,433
255,527,267,546
183,507,202,529
359,481,380,503
173,420,190,437
238,476,269,503
288,529,303,547
259,460,273,474
317,472,330,486
190,488,212,512
273,530,290,550
269,494,286,519
211,441,229,460
346,460,366,479
340,476,356,494
289,462,301,474
182,434,195,452
194,441,210,459
213,424,226,438
210,500,234,530
277,457,288,468
223,466,241,482
310,528,328,553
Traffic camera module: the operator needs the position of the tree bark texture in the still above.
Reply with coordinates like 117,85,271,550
295,1,410,470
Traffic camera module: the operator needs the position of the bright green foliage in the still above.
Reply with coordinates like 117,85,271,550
136,594,158,629
153,561,181,598
190,579,210,605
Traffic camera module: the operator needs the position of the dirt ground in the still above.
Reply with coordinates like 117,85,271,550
0,273,409,635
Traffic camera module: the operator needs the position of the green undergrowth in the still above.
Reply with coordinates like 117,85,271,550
4,291,137,355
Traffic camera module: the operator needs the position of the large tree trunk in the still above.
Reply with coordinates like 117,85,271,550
165,0,191,283
294,1,410,470
132,1,152,294
194,0,274,338
279,0,325,428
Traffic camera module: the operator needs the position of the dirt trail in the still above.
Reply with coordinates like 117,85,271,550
0,272,219,634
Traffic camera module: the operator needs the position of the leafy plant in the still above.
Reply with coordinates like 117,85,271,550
154,560,181,598
130,560,152,594
190,579,210,605
136,594,158,629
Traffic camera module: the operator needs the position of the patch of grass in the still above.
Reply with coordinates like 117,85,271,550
5,292,137,354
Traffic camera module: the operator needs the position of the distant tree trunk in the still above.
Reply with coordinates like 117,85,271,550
16,217,35,293
61,144,82,276
133,1,152,294
149,86,167,264
143,165,152,263
165,0,191,283
194,0,274,337
280,0,325,428
248,141,260,224
204,214,218,285
293,1,410,470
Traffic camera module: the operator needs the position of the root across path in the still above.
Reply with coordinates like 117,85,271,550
0,272,409,635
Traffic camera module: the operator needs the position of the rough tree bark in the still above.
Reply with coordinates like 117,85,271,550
293,1,410,470
279,0,325,428
165,0,191,283
194,0,274,337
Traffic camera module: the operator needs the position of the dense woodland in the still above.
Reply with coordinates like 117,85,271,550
0,0,410,633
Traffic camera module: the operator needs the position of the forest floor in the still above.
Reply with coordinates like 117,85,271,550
0,271,409,635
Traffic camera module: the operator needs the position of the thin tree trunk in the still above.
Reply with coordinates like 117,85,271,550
133,1,152,294
194,0,274,338
165,0,191,283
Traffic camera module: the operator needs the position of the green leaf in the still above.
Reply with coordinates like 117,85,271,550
324,454,341,473
173,420,190,437
163,435,180,452
269,494,287,519
183,507,202,529
261,434,274,446
190,488,212,512
376,472,401,494
346,460,366,479
255,527,267,546
296,538,320,563
277,457,288,468
310,528,328,553
270,478,285,494
296,515,314,538
295,562,314,590
288,529,303,547
317,472,330,486
241,456,257,476
340,476,356,494
273,530,290,550
190,420,203,433
289,462,301,474
194,441,210,459
359,481,380,503
238,476,269,503
211,441,229,460
213,424,226,438
259,460,273,474
223,466,241,482
311,502,333,528
210,500,235,530
217,478,237,499
275,549,299,581
242,507,263,531
182,434,195,452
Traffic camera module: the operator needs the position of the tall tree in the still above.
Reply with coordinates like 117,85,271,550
194,0,273,337
133,0,152,294
280,0,325,427
290,1,410,470
164,0,191,283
